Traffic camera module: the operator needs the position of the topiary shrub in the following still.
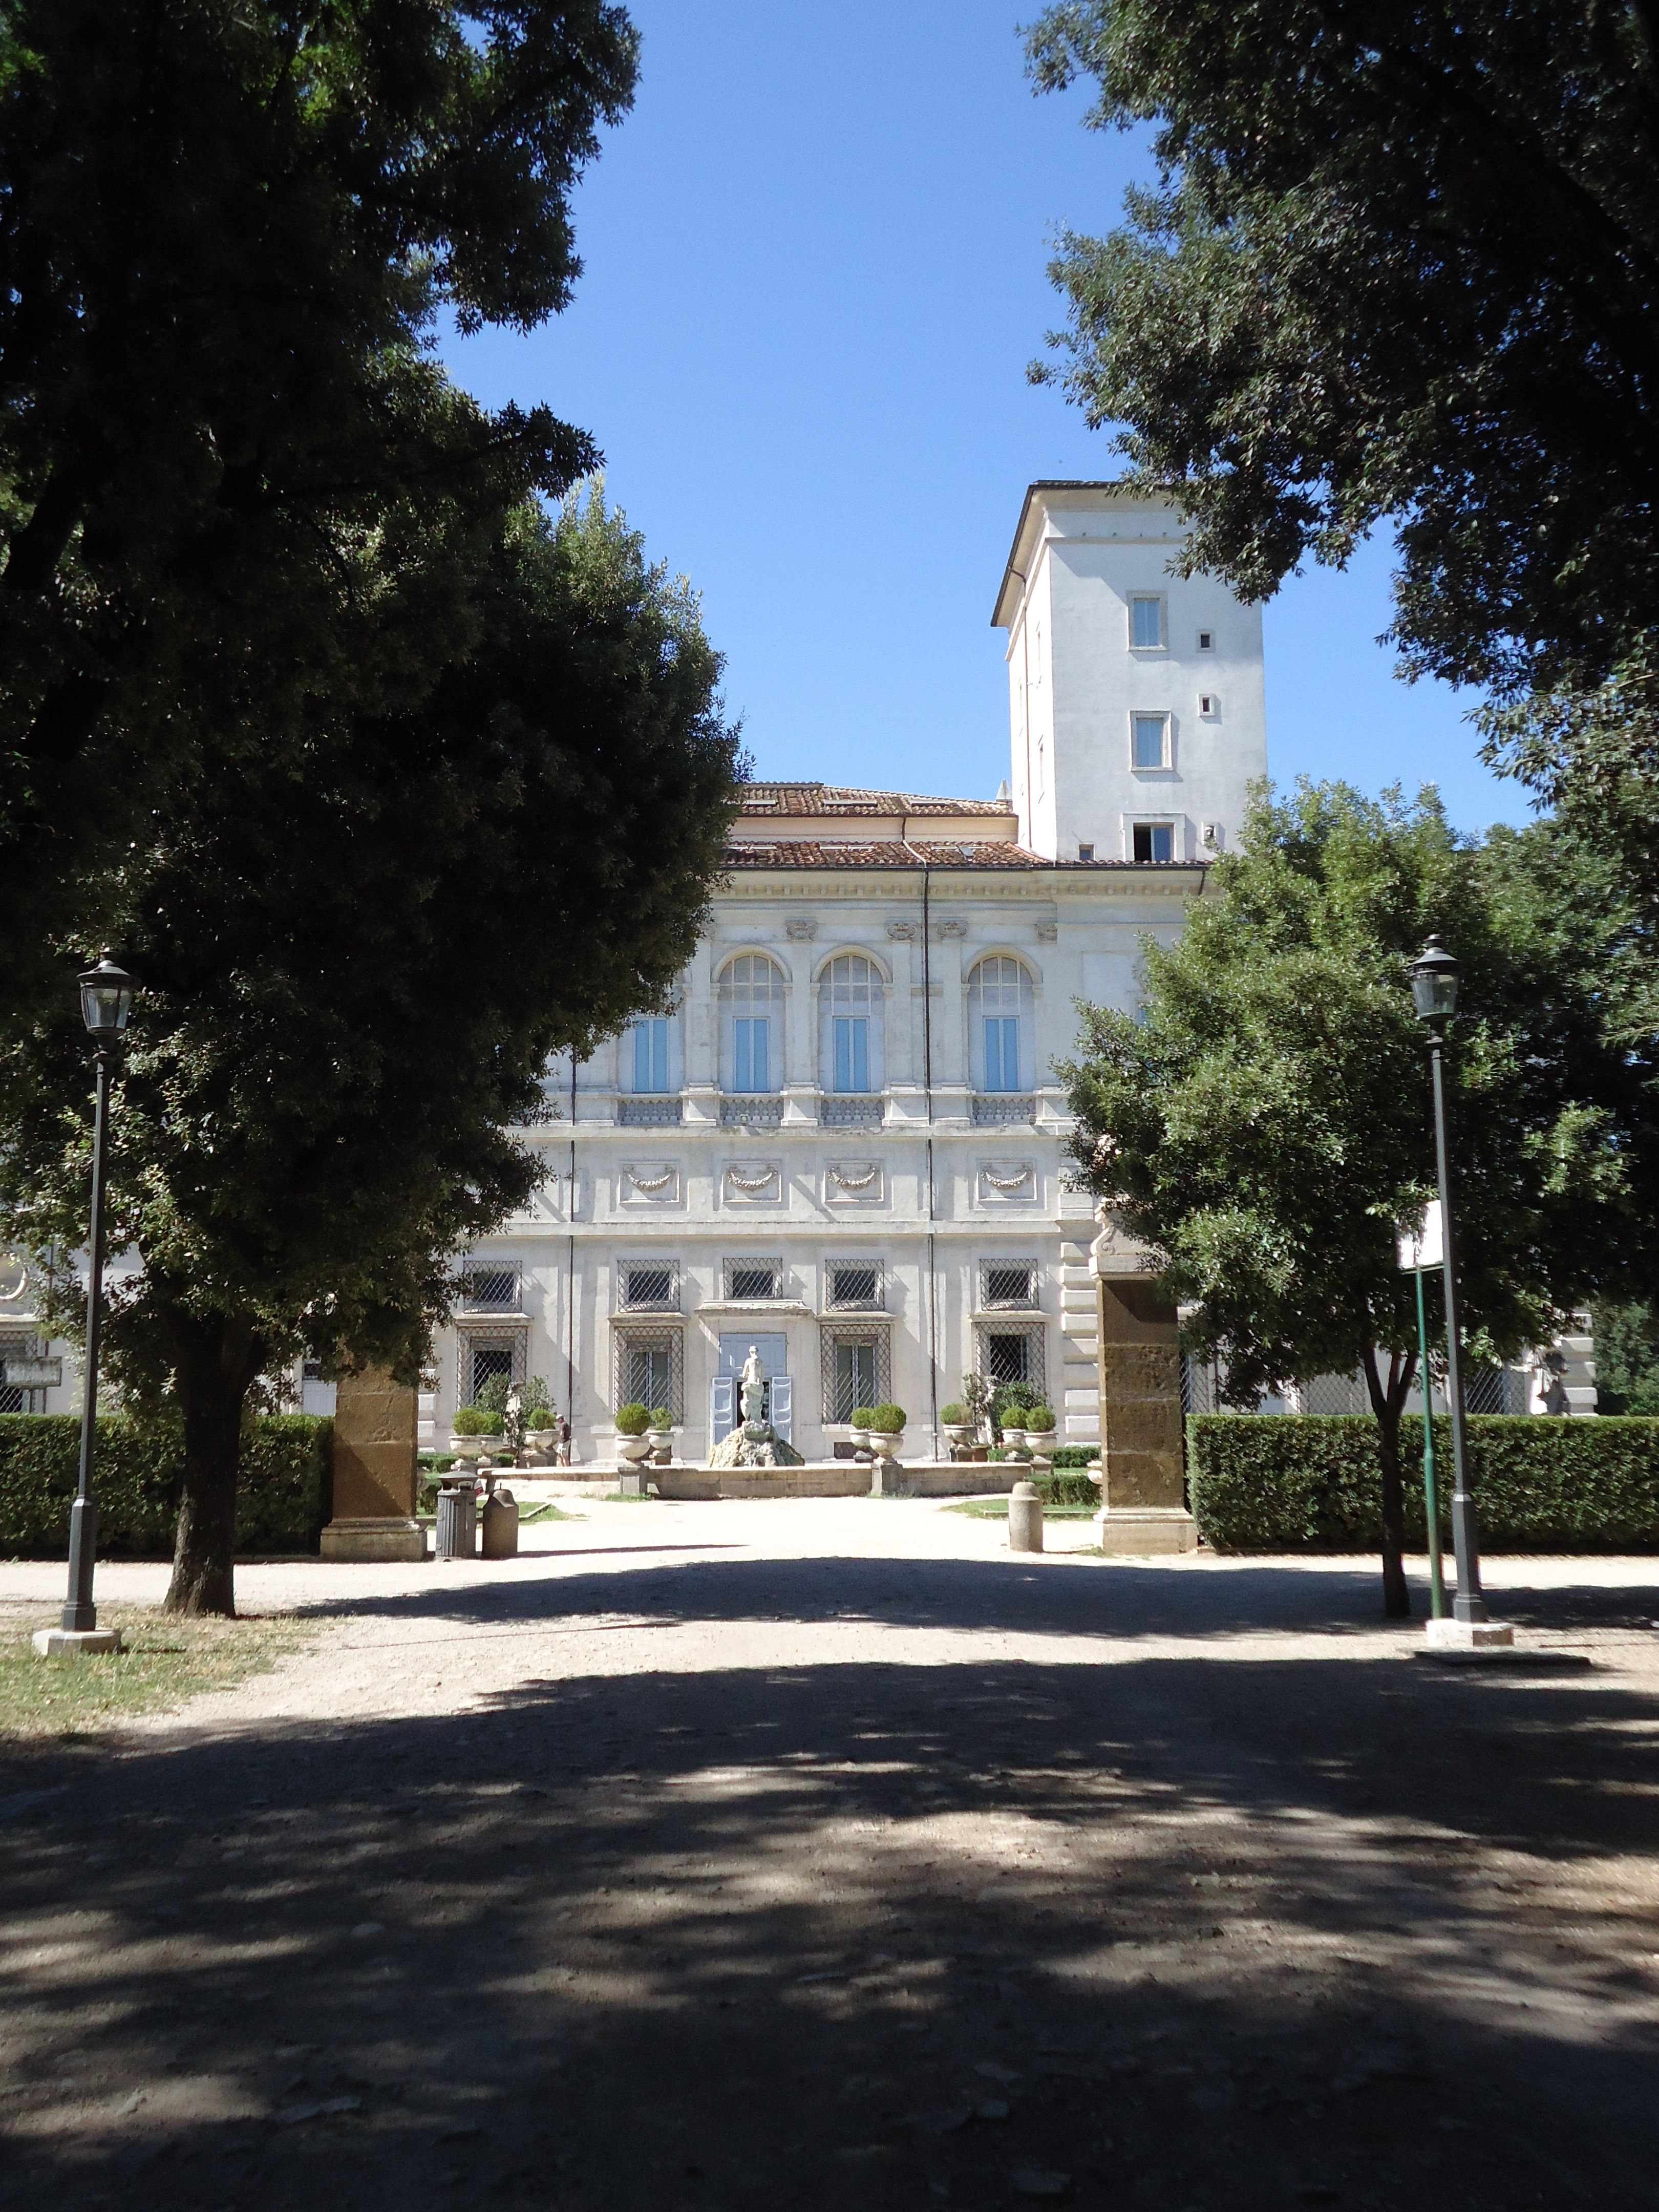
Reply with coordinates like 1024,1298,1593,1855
523,1404,554,1430
1023,1404,1056,1433
453,1406,503,1437
649,1406,674,1431
849,1407,872,1430
940,1402,969,1424
614,1402,651,1436
1189,1414,1659,1553
863,1403,906,1434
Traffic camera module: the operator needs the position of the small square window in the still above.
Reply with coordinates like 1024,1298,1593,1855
461,1266,519,1310
1132,713,1168,769
827,1263,881,1310
1133,822,1176,864
983,1262,1037,1309
1130,597,1163,650
1197,629,1214,651
1077,842,1095,862
302,1358,325,1384
726,1260,781,1301
1198,693,1217,717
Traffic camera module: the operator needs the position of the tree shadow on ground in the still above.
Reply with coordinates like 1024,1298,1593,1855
2,1625,1657,2212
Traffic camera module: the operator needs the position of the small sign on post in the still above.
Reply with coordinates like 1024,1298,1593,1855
1396,1200,1443,1275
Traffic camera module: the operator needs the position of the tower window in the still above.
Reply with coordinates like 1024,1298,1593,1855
1198,693,1218,717
1129,596,1164,650
1133,822,1176,864
1078,842,1095,862
1132,713,1169,769
1197,629,1214,651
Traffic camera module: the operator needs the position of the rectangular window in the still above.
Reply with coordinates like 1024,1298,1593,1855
469,1343,516,1405
1197,628,1214,651
833,1339,878,1421
1132,713,1168,769
623,1264,676,1310
732,1016,770,1093
624,1342,674,1411
984,1332,1033,1385
1132,822,1176,863
1130,596,1163,649
726,1260,781,1301
1077,842,1095,862
983,1262,1037,1308
983,1016,1019,1094
827,1263,881,1310
461,1266,519,1310
632,1017,669,1093
832,1016,869,1094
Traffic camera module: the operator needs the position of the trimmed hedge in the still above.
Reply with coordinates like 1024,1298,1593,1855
1189,1414,1659,1554
0,1414,333,1560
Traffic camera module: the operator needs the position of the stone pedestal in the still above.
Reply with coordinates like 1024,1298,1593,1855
32,1626,124,1657
320,1367,426,1562
1094,1269,1197,1555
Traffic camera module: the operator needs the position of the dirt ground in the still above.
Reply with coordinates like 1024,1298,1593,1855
1,1496,1656,2212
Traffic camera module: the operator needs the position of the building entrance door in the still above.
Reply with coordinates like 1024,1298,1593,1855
712,1333,791,1447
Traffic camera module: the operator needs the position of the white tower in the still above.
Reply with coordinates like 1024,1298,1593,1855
991,482,1268,862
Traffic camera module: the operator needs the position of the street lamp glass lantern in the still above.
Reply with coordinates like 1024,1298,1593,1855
1410,936,1460,1024
77,953,137,1038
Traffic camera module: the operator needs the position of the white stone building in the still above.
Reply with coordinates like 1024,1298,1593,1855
424,483,1270,1462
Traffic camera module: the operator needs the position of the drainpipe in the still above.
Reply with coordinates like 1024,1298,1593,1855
902,819,940,1456
566,1054,577,1439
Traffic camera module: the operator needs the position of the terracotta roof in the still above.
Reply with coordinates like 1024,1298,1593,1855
722,839,1205,872
738,782,1013,820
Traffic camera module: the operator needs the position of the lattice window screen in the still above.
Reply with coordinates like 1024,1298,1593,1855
820,1327,891,1422
611,1327,684,1421
973,1322,1046,1398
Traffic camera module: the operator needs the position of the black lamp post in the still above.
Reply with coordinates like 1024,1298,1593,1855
1409,935,1488,1625
57,953,136,1640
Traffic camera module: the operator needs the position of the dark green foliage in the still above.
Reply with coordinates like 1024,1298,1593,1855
1189,1415,1659,1553
1592,1306,1659,1417
1036,1469,1100,1506
0,0,637,1013
1047,1445,1101,1472
614,1403,651,1435
0,1415,331,1559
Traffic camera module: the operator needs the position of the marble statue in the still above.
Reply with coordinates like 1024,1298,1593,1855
707,1343,804,1469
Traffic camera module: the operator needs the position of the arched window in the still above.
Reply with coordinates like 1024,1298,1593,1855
719,954,785,1093
818,954,884,1094
969,956,1034,1093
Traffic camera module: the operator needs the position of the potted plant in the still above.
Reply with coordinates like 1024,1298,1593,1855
848,1407,877,1459
858,1403,907,1460
648,1406,675,1464
521,1376,557,1457
450,1404,503,1458
613,1401,654,1466
939,1401,974,1456
1023,1403,1056,1468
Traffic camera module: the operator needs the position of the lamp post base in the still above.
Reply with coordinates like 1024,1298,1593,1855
32,1626,124,1657
1423,1615,1514,1652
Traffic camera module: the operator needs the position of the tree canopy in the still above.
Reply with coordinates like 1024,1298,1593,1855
0,488,741,1614
0,0,637,1021
1025,4,1659,723
1060,782,1659,1612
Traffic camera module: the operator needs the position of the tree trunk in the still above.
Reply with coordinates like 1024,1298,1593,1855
1363,1347,1414,1619
162,1309,265,1617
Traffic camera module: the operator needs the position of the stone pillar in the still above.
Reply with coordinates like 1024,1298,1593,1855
1093,1211,1197,1555
320,1366,427,1562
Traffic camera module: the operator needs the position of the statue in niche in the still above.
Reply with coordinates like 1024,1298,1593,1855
708,1342,804,1470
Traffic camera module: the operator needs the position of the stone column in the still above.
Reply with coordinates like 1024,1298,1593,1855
1093,1211,1197,1555
320,1366,427,1562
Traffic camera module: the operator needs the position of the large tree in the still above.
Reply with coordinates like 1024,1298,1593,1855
0,0,636,1022
0,489,741,1615
1024,2,1659,858
1060,783,1659,1614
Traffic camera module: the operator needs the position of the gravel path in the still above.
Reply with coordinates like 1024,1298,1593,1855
2,1498,1657,2211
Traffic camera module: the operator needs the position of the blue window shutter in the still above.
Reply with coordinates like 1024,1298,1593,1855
650,1019,668,1091
753,1018,769,1092
985,1017,1018,1092
852,1018,868,1093
711,1376,735,1445
834,1017,849,1093
769,1374,792,1444
733,1018,751,1092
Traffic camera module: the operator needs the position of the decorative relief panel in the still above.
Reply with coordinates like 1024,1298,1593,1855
620,1160,682,1206
824,1159,886,1206
785,917,817,941
885,921,917,942
977,1158,1038,1206
722,1158,784,1204
1035,921,1058,943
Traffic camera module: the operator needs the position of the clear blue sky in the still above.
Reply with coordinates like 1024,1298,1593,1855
441,0,1533,839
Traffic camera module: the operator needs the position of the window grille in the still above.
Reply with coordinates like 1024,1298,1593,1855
302,1358,325,1384
460,1265,519,1311
1298,1372,1371,1416
0,1329,50,1414
827,1263,881,1310
981,1261,1037,1309
622,1263,677,1311
820,1327,890,1421
724,1259,782,1301
1462,1364,1528,1416
462,1336,523,1405
612,1327,683,1421
1181,1353,1222,1417
974,1323,1045,1396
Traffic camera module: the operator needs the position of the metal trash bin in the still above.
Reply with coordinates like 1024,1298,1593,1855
435,1482,477,1562
480,1488,519,1559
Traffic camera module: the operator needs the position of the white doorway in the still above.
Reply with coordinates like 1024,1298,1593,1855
712,1333,791,1447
